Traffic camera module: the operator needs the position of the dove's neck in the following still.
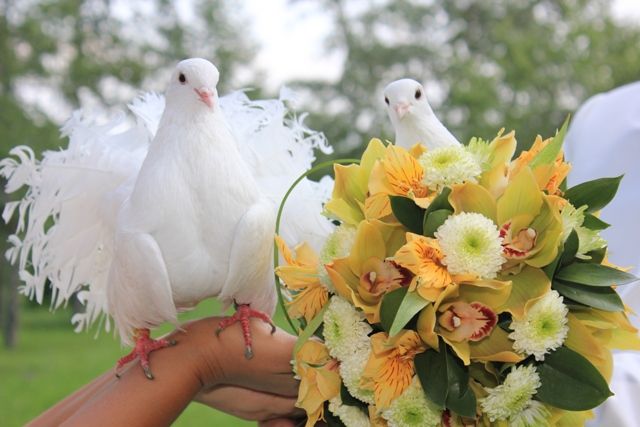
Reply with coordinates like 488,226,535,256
396,107,460,150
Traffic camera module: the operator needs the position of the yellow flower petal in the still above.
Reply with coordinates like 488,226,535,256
417,303,439,349
362,331,426,408
498,266,551,320
497,166,542,227
479,129,517,198
276,236,328,321
469,327,525,363
450,182,498,222
295,340,341,425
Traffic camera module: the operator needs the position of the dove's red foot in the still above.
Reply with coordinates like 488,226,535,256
115,328,176,380
216,304,276,359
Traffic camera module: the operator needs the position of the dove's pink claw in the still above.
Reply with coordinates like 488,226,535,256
216,304,276,359
115,328,176,380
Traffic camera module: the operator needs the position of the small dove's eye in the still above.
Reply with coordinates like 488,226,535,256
384,97,390,105
415,89,422,99
178,73,186,84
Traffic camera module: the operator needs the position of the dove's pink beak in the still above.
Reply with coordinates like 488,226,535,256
195,87,214,108
394,102,411,119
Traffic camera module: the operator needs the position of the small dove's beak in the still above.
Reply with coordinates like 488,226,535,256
394,102,411,119
195,87,214,108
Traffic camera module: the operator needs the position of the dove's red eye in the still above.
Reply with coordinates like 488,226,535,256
415,89,422,99
178,73,186,84
384,97,390,105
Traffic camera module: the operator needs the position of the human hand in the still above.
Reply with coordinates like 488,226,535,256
175,316,299,397
195,384,304,424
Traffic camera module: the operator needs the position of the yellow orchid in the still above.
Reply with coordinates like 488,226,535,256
275,236,328,322
393,232,473,301
294,340,341,427
511,135,571,195
450,166,563,269
325,219,408,323
361,330,426,408
365,144,432,220
324,138,386,225
477,129,517,199
416,278,519,365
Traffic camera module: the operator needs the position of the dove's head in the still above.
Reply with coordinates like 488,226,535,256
383,78,433,127
165,58,220,114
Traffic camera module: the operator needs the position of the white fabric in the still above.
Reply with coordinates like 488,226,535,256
564,81,640,427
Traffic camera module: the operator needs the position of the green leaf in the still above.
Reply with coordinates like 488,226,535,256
556,262,638,287
389,291,429,336
416,350,447,407
415,341,477,417
294,304,328,355
340,384,368,409
542,250,562,280
324,401,347,427
583,214,610,231
529,117,569,169
559,230,579,267
585,246,607,264
380,287,408,333
425,187,453,216
564,176,623,213
537,346,613,410
390,195,426,234
553,280,624,312
423,209,452,237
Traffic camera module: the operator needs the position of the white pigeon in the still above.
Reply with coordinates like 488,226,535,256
1,58,334,378
383,78,460,149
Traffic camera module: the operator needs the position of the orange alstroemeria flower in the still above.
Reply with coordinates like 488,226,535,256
295,340,341,427
394,233,473,301
361,330,426,408
275,236,328,322
366,144,432,220
511,135,571,195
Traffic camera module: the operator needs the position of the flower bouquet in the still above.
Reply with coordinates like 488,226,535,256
275,123,640,427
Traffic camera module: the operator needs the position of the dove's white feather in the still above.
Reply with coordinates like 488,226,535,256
1,60,333,343
384,78,460,149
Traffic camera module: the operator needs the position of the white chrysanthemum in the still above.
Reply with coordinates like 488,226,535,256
480,365,542,422
382,376,442,427
435,212,505,279
466,137,492,171
323,297,374,403
509,290,569,361
340,347,375,404
560,203,607,259
510,400,551,427
318,225,357,292
419,145,482,190
328,395,370,427
323,296,372,361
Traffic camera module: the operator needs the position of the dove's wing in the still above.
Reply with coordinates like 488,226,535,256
218,198,277,316
107,231,177,345
220,89,335,251
0,96,156,333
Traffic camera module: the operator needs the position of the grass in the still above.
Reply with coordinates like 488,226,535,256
0,298,293,426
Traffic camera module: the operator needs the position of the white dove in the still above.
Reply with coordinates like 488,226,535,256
383,78,460,149
1,58,334,379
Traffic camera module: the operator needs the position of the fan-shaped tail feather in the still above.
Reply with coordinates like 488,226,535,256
1,102,154,333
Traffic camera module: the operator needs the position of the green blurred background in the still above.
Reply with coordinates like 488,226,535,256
1,0,640,425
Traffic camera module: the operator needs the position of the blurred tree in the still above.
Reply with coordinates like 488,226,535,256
292,0,640,158
0,0,259,348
